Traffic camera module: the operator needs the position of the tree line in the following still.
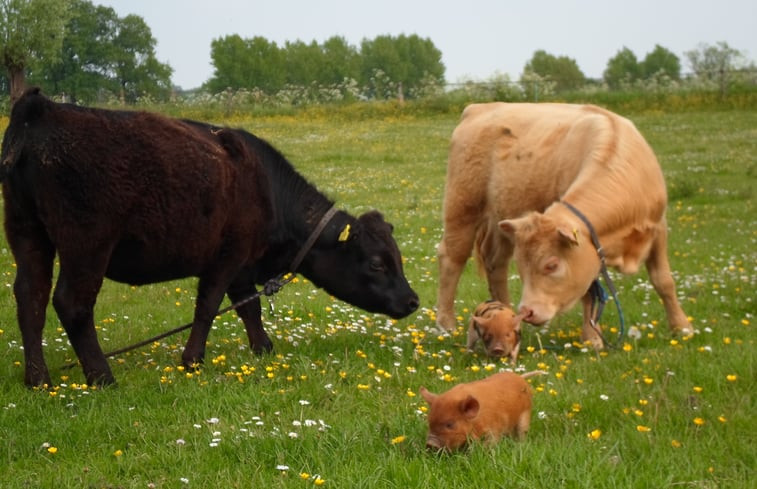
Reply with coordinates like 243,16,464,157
0,0,754,106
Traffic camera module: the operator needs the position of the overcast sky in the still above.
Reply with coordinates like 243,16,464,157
99,0,756,90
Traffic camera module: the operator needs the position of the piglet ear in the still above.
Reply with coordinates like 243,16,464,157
472,314,492,329
460,395,480,419
419,386,436,404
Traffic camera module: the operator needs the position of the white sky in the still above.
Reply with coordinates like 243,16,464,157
99,0,756,90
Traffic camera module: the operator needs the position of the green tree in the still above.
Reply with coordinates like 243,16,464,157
523,50,585,91
37,0,117,102
603,47,642,88
320,36,359,84
685,41,748,94
111,14,172,103
284,39,322,86
207,35,284,93
360,34,444,99
641,44,680,80
0,0,71,103
34,0,172,104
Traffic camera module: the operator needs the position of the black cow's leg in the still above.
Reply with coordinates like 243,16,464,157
182,273,234,368
7,229,55,387
52,255,114,386
226,274,273,355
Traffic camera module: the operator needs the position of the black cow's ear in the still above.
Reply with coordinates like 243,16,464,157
336,220,360,244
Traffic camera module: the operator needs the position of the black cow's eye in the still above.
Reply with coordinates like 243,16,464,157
369,257,384,272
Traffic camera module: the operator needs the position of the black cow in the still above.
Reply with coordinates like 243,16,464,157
1,88,419,387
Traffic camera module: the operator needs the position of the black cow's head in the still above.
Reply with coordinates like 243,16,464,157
301,210,419,319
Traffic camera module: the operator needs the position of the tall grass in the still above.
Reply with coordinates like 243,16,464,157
0,105,754,488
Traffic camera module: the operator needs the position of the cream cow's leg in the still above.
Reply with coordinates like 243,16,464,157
645,221,693,335
436,228,476,332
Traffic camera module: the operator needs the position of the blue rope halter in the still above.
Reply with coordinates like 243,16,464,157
561,201,626,348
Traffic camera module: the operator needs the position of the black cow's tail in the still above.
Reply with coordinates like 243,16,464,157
1,87,49,181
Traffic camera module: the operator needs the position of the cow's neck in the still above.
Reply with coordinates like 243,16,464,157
550,197,634,271
261,146,354,274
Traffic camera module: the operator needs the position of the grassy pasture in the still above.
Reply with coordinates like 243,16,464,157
0,105,754,488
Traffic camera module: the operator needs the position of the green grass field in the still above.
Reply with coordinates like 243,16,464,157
0,104,754,488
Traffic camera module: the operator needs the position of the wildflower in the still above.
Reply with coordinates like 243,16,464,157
276,465,289,472
726,374,738,382
47,446,58,454
314,476,326,486
300,473,310,480
114,449,123,457
406,389,416,398
693,386,703,393
391,435,406,445
671,439,682,448
636,425,651,432
587,429,602,441
693,417,705,426
622,343,633,352
718,415,727,423
357,384,370,390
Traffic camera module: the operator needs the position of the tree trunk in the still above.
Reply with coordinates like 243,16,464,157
9,64,27,106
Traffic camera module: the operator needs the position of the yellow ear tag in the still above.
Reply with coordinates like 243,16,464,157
338,224,351,242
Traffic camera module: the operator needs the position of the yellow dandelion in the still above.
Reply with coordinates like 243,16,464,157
114,450,123,457
726,374,738,382
693,417,705,426
47,446,58,454
391,435,406,445
587,429,602,441
300,473,310,480
636,425,652,432
314,477,326,486
622,343,633,352
643,377,654,385
718,415,727,423
669,339,679,346
357,384,370,390
671,439,682,448
693,386,703,393
470,365,481,373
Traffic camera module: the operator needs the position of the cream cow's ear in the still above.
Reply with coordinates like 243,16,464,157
499,216,525,239
557,225,580,247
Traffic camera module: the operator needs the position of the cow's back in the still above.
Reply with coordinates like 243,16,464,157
2,88,272,284
445,102,665,224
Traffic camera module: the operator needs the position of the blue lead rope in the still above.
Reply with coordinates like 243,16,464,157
562,202,626,348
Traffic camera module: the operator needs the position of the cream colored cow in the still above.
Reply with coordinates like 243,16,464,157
436,102,692,347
